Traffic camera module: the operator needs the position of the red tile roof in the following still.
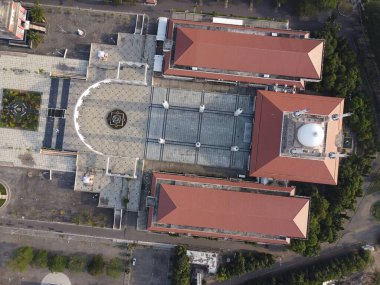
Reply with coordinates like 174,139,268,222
173,27,323,79
163,55,306,88
147,173,310,244
163,20,323,86
249,90,344,184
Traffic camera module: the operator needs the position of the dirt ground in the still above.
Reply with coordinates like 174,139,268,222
0,166,113,227
36,7,137,59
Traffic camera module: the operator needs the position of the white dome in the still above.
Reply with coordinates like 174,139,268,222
297,123,325,148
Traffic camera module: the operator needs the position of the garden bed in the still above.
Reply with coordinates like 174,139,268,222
0,183,6,195
0,89,42,131
0,199,6,207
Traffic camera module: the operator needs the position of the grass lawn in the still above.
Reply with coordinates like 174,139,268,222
371,202,380,221
0,183,6,195
0,89,42,131
0,199,5,207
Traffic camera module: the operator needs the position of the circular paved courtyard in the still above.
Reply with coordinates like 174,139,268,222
74,80,150,157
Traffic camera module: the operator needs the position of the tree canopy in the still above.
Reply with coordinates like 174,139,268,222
217,251,275,281
88,254,105,276
32,249,48,268
68,254,87,273
8,246,34,272
106,257,124,278
30,0,45,23
244,249,371,285
290,22,377,256
49,255,68,272
172,246,191,285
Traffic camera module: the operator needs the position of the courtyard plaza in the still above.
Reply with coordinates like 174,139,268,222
0,30,256,222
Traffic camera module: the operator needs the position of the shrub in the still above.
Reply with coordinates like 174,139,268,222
88,254,105,276
68,255,87,272
30,0,45,23
33,249,48,268
49,255,68,272
8,246,34,272
106,257,124,278
172,246,190,285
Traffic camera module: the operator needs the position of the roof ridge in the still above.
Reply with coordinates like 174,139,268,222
292,200,310,238
156,185,177,222
174,27,195,64
307,41,323,78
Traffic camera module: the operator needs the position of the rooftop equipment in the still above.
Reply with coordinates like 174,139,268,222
156,17,168,41
153,55,164,72
212,17,243,26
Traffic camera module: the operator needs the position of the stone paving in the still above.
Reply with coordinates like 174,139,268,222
75,83,150,158
0,52,87,172
64,33,156,212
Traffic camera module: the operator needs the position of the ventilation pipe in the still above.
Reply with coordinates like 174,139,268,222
195,142,201,148
199,104,205,113
158,138,165,144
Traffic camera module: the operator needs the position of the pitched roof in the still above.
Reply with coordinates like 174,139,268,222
249,90,344,184
156,183,310,239
173,26,323,79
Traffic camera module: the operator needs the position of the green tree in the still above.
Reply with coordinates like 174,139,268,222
172,246,191,285
106,257,124,278
30,0,45,23
296,0,339,16
27,32,44,48
49,255,68,272
33,249,48,268
244,250,371,285
8,246,34,272
217,251,275,281
88,254,105,276
68,255,87,272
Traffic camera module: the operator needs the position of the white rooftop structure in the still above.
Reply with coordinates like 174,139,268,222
186,250,218,274
156,17,168,41
297,123,325,148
